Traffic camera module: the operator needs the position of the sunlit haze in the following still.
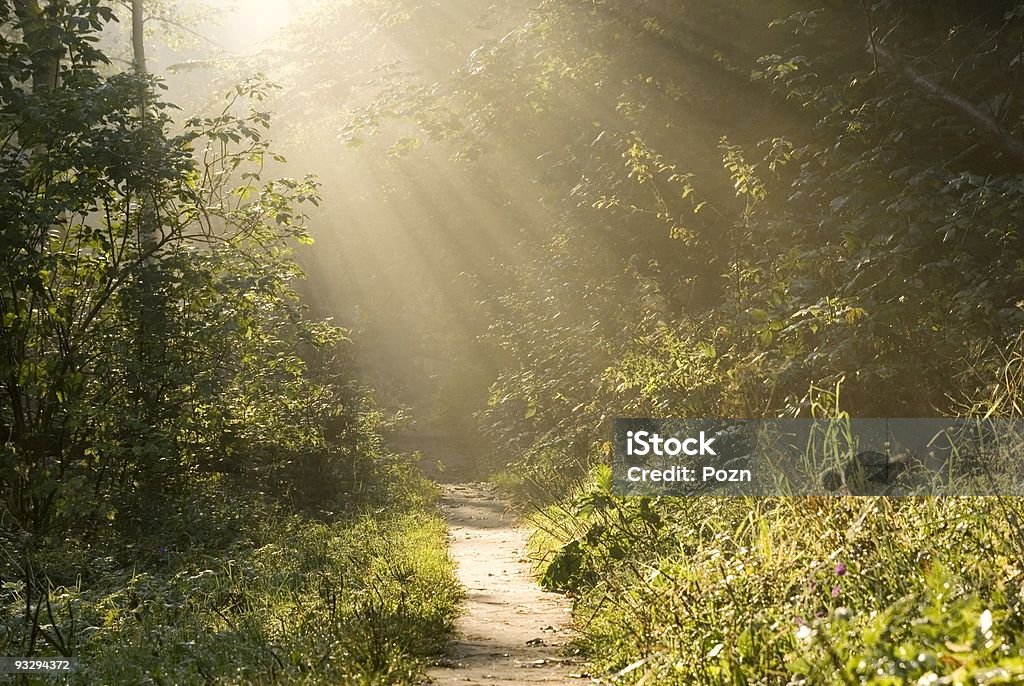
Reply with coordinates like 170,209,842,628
208,0,294,51
3,1,1024,683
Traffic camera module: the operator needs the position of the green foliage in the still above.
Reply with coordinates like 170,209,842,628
9,483,459,685
0,5,458,683
288,5,1024,683
793,562,1024,684
0,10,335,535
404,0,1024,510
529,479,1024,684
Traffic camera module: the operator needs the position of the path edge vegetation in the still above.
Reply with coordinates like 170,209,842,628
442,2,1024,683
0,4,459,684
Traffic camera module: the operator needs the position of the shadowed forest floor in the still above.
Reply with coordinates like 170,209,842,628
426,484,595,685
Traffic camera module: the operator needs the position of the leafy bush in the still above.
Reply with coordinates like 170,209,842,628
528,466,1024,684
0,6,460,683
9,485,461,685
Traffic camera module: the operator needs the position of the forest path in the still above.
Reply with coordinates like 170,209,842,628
426,483,595,685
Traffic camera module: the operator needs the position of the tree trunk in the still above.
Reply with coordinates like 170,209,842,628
12,0,60,94
132,0,147,75
132,0,148,121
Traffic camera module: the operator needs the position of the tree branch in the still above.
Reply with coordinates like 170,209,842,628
873,41,1024,166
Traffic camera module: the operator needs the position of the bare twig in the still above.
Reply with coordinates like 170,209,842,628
873,41,1024,166
861,0,878,73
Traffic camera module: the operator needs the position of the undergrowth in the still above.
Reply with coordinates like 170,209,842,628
528,468,1024,684
514,342,1024,685
0,470,461,685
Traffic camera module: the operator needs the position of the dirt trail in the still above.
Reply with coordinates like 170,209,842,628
427,483,595,685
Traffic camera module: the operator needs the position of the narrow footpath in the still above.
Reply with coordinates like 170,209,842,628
427,483,596,685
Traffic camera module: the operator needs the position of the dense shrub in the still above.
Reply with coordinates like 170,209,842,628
0,5,460,683
529,465,1024,684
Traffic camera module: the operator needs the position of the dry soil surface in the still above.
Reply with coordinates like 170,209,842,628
426,483,596,685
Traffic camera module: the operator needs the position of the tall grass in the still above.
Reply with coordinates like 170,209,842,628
1,476,461,685
520,345,1024,684
528,471,1024,684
